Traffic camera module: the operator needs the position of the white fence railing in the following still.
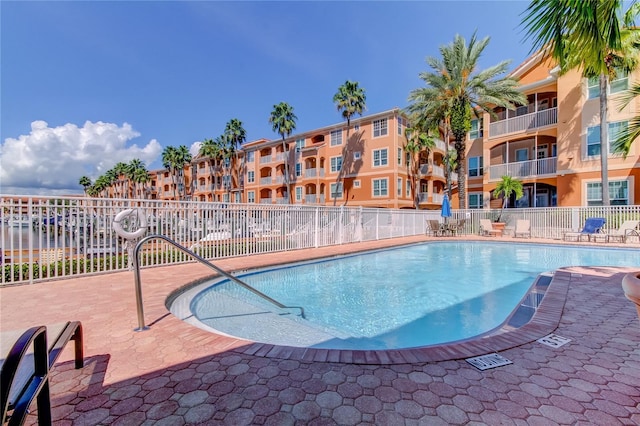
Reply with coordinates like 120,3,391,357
2,195,639,285
489,157,557,180
489,107,558,138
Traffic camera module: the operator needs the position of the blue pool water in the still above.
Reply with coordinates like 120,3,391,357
186,242,638,350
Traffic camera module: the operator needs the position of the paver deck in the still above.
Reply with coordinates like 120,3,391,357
1,235,639,425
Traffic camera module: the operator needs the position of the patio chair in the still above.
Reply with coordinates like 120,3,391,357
426,220,444,237
563,217,606,242
604,220,640,243
1,321,84,426
479,219,502,237
39,248,64,265
514,219,531,238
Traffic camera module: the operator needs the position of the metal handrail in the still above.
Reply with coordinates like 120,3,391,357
132,234,305,331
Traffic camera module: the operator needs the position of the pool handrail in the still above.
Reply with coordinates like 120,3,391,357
132,234,305,331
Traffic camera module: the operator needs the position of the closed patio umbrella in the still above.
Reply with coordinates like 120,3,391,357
441,194,451,223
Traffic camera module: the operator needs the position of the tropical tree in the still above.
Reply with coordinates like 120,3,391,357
269,102,298,203
613,82,640,157
521,0,640,205
175,145,192,199
333,80,366,205
407,33,526,209
111,162,129,198
404,121,435,209
443,148,458,200
493,175,524,222
224,119,246,202
199,138,223,199
127,159,148,199
79,176,92,196
161,146,178,199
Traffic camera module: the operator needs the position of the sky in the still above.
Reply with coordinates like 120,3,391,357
1,0,535,195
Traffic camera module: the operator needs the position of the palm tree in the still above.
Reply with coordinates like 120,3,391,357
333,80,366,205
175,145,192,200
269,102,298,203
521,0,640,205
199,138,223,200
443,148,458,200
613,82,640,157
78,176,92,196
162,146,179,199
127,159,147,199
407,33,526,209
111,162,129,198
404,122,435,209
493,175,524,222
224,119,246,202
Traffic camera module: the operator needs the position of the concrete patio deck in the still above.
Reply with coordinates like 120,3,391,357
1,235,639,425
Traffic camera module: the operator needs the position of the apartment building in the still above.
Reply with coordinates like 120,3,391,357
468,51,639,209
140,52,638,209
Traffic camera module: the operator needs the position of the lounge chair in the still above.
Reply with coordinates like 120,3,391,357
479,219,502,237
1,321,83,425
604,220,640,243
39,249,64,265
563,217,606,242
514,219,531,238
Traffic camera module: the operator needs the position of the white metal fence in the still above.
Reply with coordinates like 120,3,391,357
2,195,639,285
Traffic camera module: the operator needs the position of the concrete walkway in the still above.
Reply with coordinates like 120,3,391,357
1,236,639,425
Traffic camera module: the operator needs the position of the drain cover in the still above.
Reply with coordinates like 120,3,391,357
466,353,513,370
537,334,571,348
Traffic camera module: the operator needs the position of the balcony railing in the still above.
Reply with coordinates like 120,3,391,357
260,198,272,204
417,192,429,203
259,155,272,164
260,177,273,185
419,164,445,178
489,157,557,180
275,197,288,204
305,194,318,203
489,107,557,138
304,168,325,178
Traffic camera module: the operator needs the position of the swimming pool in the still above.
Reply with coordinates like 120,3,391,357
172,242,638,350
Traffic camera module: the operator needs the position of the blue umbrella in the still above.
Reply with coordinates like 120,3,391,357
441,194,451,222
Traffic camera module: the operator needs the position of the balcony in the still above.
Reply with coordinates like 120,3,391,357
260,198,272,204
305,194,318,203
275,197,288,204
260,177,273,185
304,168,325,178
489,107,557,138
419,164,445,178
260,155,272,164
489,157,557,180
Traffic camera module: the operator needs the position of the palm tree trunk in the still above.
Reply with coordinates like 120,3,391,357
455,138,467,209
599,73,610,206
282,138,292,204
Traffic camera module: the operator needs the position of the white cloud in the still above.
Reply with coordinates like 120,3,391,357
0,120,162,195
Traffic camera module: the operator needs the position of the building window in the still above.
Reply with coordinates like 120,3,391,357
397,148,402,165
330,156,343,172
516,148,528,162
469,193,483,209
588,70,628,99
372,178,388,197
330,129,343,146
247,191,255,203
586,120,628,156
295,138,305,152
330,182,343,199
373,118,388,137
373,148,388,167
397,178,402,196
247,171,255,183
353,180,361,188
468,156,483,177
234,192,241,203
470,119,483,139
295,186,303,201
223,193,230,203
246,151,255,162
353,152,361,160
354,124,360,131
295,163,302,177
397,117,403,135
586,180,629,205
406,180,411,197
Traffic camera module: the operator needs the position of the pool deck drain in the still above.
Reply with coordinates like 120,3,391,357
465,353,513,370
537,333,572,348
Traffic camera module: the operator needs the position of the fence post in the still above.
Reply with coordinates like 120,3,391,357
314,207,319,248
338,206,343,244
376,210,379,240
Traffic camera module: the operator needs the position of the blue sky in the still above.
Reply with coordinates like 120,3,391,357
1,0,534,195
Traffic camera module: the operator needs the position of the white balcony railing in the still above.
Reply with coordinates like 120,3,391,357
432,193,444,204
489,157,557,180
260,155,272,164
275,197,288,204
417,192,429,203
260,177,273,185
489,107,557,138
260,198,272,204
304,168,325,178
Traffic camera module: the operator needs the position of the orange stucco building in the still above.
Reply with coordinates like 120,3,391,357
140,52,638,209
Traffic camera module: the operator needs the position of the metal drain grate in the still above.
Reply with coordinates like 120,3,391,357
537,333,571,348
466,353,513,371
